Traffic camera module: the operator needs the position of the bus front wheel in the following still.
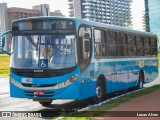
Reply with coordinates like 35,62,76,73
92,81,104,104
39,100,52,107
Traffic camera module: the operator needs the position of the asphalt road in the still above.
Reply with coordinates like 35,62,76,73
0,76,9,95
0,76,89,113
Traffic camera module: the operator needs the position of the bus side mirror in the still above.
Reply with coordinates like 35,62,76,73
1,30,12,55
85,40,90,52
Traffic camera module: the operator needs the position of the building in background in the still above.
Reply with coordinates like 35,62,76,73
142,12,147,31
8,7,39,24
0,3,9,50
144,0,150,32
144,0,160,50
68,0,82,18
68,0,132,28
50,10,65,17
33,4,50,16
0,3,65,50
0,3,65,33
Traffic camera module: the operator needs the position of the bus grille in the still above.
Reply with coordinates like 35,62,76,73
21,83,57,88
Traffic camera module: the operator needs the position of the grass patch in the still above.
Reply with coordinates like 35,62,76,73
90,85,160,111
55,85,160,120
0,54,10,76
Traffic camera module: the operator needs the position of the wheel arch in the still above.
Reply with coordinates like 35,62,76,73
97,74,106,94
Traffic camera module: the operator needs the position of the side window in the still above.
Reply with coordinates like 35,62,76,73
136,36,144,56
117,32,128,56
79,26,92,72
128,34,135,45
94,29,106,57
150,37,157,56
107,31,117,56
136,36,143,46
128,34,136,56
144,37,151,56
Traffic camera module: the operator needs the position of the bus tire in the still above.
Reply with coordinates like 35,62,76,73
39,100,52,107
138,72,144,89
92,80,104,104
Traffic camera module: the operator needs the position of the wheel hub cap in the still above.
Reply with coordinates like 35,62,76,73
96,86,102,98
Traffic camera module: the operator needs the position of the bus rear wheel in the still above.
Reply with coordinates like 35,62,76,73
39,100,52,107
92,81,104,104
138,72,144,89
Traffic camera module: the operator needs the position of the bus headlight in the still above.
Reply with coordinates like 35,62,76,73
9,75,23,88
58,74,78,88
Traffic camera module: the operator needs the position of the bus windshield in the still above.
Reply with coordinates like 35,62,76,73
10,34,77,69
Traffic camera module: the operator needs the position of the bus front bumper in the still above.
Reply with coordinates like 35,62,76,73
9,79,80,100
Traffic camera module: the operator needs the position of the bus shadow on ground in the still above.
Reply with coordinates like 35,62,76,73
39,99,89,111
35,99,89,117
35,89,131,117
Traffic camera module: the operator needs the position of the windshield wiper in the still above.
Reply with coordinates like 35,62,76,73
49,31,59,48
25,35,37,47
18,31,38,48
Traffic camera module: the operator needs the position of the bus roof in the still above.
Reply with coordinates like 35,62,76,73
12,16,157,37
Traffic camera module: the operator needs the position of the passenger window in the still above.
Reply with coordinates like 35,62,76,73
150,37,157,47
150,37,157,56
128,34,136,56
136,36,143,46
144,37,151,56
128,34,135,45
94,29,105,43
108,44,117,56
117,32,128,56
107,31,117,57
137,47,144,56
107,31,117,44
94,29,106,57
128,46,136,56
144,37,150,46
117,33,127,44
144,47,151,56
136,36,144,56
118,46,128,56
151,48,157,56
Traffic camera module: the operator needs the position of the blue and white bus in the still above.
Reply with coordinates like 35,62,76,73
1,17,158,106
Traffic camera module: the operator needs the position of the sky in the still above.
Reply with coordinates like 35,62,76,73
132,0,145,30
0,0,145,30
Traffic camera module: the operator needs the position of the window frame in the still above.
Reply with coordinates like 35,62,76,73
117,32,128,56
150,37,157,56
94,28,107,58
107,30,118,57
127,33,136,56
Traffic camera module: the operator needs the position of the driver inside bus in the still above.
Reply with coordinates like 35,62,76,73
42,47,52,60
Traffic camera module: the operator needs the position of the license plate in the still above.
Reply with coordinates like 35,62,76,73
33,91,45,96
22,78,32,83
